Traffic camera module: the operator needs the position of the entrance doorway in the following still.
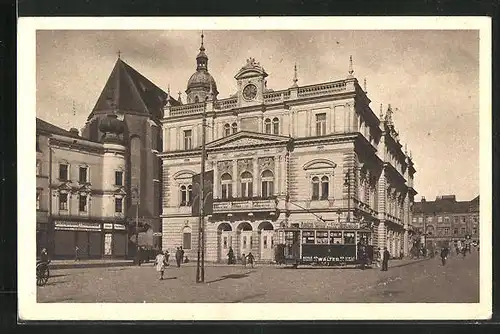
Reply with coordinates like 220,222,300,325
217,223,233,262
237,222,253,259
258,221,274,261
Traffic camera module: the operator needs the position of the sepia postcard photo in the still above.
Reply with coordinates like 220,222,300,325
17,16,492,321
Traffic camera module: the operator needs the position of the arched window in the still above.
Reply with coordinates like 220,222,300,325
240,171,253,198
194,96,199,103
224,123,231,137
311,176,320,200
187,185,193,205
264,118,272,134
231,122,238,134
180,185,188,206
321,176,329,200
272,117,279,134
220,173,232,200
261,170,274,198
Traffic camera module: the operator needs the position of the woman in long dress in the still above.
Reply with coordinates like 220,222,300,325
154,251,166,280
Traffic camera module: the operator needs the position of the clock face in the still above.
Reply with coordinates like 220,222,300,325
243,84,258,100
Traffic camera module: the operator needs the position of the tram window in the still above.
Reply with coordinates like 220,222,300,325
330,231,342,244
316,231,329,244
302,231,315,244
344,232,356,244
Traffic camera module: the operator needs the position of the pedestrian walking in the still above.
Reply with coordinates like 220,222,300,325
247,252,255,268
180,246,185,263
375,248,382,268
241,253,247,267
164,249,170,264
175,247,182,267
440,247,449,266
154,251,167,280
381,247,390,271
462,247,467,259
227,246,235,265
75,246,80,261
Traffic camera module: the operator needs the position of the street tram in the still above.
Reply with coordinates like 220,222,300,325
275,224,374,268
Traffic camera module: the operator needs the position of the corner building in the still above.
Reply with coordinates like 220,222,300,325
160,39,417,262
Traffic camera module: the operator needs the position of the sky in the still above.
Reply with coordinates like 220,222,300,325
36,29,480,202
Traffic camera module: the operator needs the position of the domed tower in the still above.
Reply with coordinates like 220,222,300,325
186,33,219,103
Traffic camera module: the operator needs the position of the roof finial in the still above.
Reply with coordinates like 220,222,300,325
405,143,408,155
348,55,354,78
200,31,205,51
364,78,367,93
386,104,393,123
178,91,182,104
117,50,121,59
379,103,384,119
166,85,171,107
72,100,76,116
292,63,298,87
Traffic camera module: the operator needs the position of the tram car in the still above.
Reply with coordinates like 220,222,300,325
275,226,374,268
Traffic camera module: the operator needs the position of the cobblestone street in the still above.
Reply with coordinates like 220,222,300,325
37,251,479,303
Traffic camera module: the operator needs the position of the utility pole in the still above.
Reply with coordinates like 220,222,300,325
196,97,208,283
344,169,351,223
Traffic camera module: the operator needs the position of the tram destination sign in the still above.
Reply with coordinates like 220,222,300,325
301,244,357,263
298,221,360,229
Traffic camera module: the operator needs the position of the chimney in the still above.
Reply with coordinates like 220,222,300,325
69,128,79,137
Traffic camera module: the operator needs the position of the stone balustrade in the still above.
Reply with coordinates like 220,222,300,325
213,197,277,213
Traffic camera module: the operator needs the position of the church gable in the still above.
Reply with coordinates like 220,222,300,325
206,131,290,150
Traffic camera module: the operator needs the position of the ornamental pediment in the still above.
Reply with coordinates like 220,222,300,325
206,131,290,150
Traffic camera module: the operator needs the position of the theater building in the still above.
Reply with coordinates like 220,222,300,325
159,37,417,262
36,116,129,259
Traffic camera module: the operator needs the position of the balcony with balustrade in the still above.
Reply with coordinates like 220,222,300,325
212,196,278,217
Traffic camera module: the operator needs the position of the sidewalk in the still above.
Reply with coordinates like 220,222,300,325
49,256,431,270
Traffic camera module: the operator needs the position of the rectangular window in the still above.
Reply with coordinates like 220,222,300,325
329,231,342,244
462,217,466,223
426,217,433,223
79,166,88,183
444,216,450,223
183,233,192,249
221,184,232,199
437,216,443,223
316,231,329,244
36,134,41,152
453,228,458,235
412,217,417,223
36,160,42,176
418,217,423,223
59,193,68,210
473,227,477,235
115,171,123,186
115,198,123,213
302,231,315,244
59,164,68,181
183,130,192,150
461,227,466,235
79,195,87,212
343,232,356,244
36,191,41,210
315,113,327,136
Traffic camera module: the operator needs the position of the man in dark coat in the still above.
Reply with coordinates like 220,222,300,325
175,247,182,267
227,247,235,264
440,247,449,266
180,246,185,264
381,247,390,271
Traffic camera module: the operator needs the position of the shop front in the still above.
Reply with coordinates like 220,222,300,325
53,221,103,259
102,223,128,258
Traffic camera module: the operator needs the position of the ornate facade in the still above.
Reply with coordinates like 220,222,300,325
36,116,129,259
159,38,417,262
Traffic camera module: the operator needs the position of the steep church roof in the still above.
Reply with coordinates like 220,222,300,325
89,58,179,120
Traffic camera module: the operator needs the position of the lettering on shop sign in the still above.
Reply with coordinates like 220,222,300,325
113,224,126,230
54,221,101,230
302,256,355,262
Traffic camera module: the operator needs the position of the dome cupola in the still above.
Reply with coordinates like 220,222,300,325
186,32,219,104
99,113,125,143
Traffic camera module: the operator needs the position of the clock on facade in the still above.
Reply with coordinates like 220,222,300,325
243,84,258,100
